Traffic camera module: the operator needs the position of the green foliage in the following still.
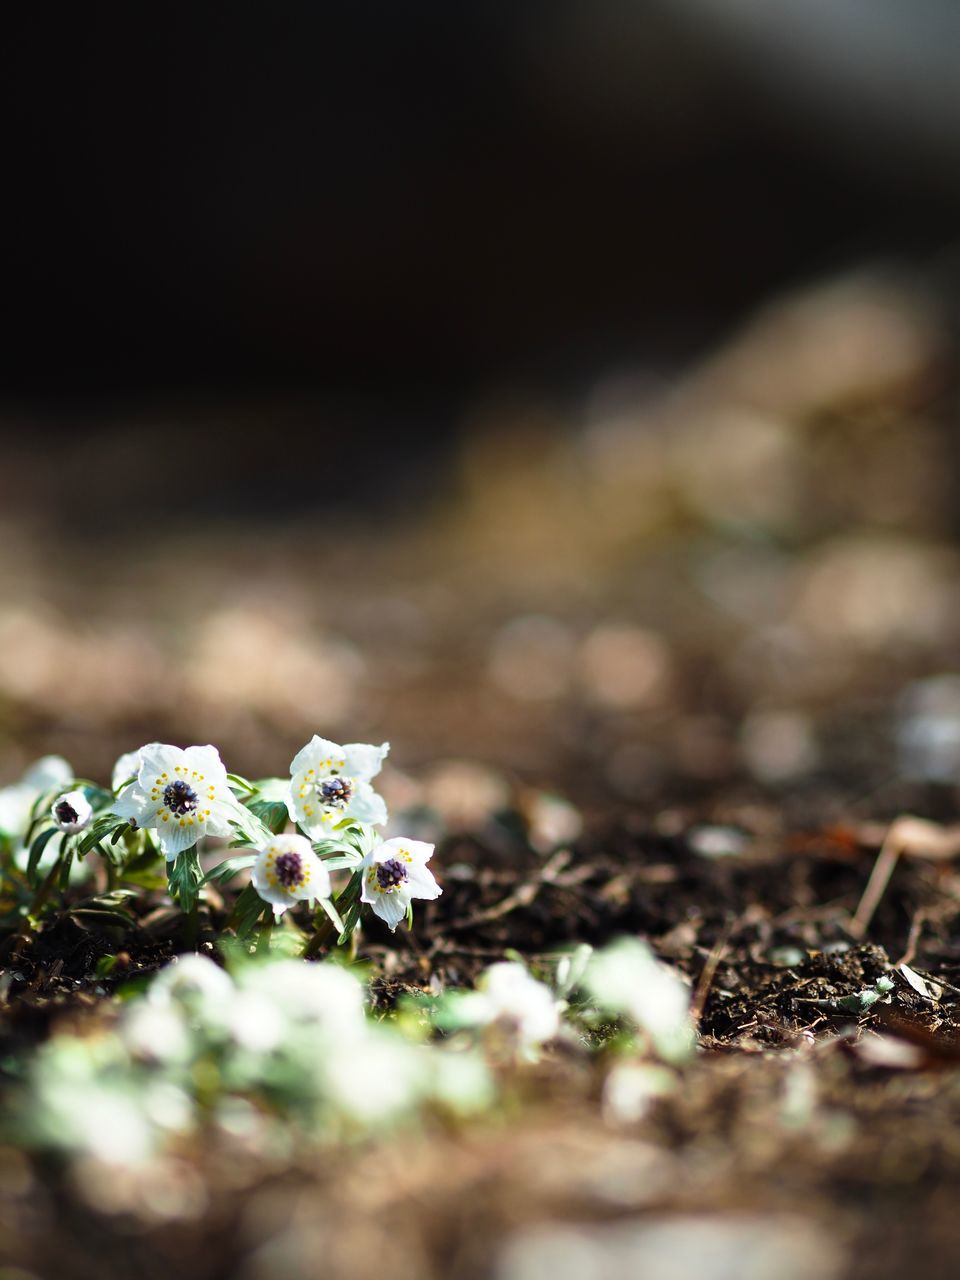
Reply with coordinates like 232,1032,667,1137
26,827,59,885
167,848,203,914
230,882,270,939
245,799,290,835
200,853,258,887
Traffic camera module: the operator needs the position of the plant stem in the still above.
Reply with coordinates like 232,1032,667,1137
256,908,274,953
303,869,362,958
184,900,199,950
28,858,63,920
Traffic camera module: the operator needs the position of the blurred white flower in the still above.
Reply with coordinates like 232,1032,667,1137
149,953,235,1013
112,749,142,793
120,1001,192,1066
360,836,441,931
111,742,247,859
250,834,331,917
237,959,365,1034
30,1040,160,1167
0,755,73,838
321,1026,425,1124
220,989,287,1054
586,939,695,1064
51,789,93,835
457,961,561,1054
602,1061,676,1124
286,735,389,839
428,1048,496,1116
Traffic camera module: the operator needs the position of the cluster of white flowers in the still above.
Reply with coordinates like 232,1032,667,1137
22,952,494,1174
15,939,699,1180
105,734,442,933
0,732,443,942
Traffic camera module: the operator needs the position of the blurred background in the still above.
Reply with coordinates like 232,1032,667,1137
3,0,960,819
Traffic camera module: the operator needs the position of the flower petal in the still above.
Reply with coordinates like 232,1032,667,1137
136,743,184,780
289,735,345,778
348,779,388,826
111,750,142,793
367,885,409,931
156,817,201,861
342,742,389,782
111,786,151,824
406,861,442,901
182,744,230,780
376,836,435,867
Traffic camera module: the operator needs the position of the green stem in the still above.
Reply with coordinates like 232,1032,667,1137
303,869,362,958
28,857,64,919
256,908,274,953
183,900,199,950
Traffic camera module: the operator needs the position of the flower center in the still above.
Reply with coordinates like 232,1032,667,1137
319,776,353,807
376,858,408,892
163,780,199,816
274,851,304,888
55,800,78,825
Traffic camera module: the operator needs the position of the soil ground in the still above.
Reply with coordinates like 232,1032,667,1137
4,794,960,1280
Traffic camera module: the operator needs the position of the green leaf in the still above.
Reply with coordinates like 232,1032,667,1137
82,785,114,809
337,899,362,946
121,866,167,891
229,883,268,939
58,840,75,891
167,847,203,913
119,845,165,890
201,854,257,887
227,773,257,794
332,818,364,834
245,799,289,835
78,815,128,857
26,826,59,885
319,853,363,872
317,895,345,933
72,906,136,929
77,889,139,908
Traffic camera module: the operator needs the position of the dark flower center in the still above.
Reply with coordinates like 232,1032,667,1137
376,858,408,891
55,800,79,825
319,776,353,807
275,851,304,888
163,780,199,815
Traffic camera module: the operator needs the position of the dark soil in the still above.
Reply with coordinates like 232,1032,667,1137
5,799,960,1279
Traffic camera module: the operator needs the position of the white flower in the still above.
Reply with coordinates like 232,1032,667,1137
321,1027,426,1124
30,1039,160,1167
360,836,441,931
112,749,142,793
0,755,73,838
237,958,365,1033
51,789,94,834
250,834,331,917
602,1062,676,1124
149,953,235,1011
586,939,695,1064
120,1001,192,1065
111,742,247,860
286,735,389,839
460,962,561,1051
